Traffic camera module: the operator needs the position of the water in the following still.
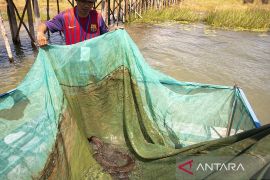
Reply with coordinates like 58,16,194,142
0,22,269,124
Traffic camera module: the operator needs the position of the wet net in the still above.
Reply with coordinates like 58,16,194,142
0,30,269,179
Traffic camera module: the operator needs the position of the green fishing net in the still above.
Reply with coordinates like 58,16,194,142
0,30,269,180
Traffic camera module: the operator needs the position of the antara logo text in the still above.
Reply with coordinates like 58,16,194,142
178,160,245,175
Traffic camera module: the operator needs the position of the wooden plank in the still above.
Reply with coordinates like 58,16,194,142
6,0,20,43
0,11,13,62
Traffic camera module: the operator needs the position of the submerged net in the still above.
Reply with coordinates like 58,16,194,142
0,30,269,179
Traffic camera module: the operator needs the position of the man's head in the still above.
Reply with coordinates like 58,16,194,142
76,0,96,17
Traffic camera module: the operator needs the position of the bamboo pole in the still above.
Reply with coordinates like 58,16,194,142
0,11,14,62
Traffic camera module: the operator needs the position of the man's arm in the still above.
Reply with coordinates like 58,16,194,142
37,12,64,46
37,23,48,47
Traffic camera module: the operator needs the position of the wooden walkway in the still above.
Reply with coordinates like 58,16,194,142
4,0,180,45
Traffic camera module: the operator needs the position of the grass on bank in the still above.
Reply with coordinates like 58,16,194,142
0,0,269,32
131,0,270,32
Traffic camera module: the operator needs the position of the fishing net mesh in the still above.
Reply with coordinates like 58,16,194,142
0,30,269,179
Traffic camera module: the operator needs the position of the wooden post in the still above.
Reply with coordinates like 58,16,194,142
15,0,30,41
135,0,137,18
26,0,35,45
123,0,126,23
57,0,60,13
6,0,20,43
105,0,108,25
108,0,111,25
47,0,50,37
113,0,116,23
32,0,41,28
117,0,121,25
0,11,14,62
101,0,105,20
139,0,142,15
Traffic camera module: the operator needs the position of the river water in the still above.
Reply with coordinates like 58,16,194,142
0,22,269,124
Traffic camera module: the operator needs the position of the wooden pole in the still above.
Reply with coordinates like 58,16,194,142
108,0,111,25
117,0,121,26
6,0,20,43
113,0,116,23
47,0,50,37
9,0,37,44
26,0,35,45
105,0,109,26
15,0,30,41
57,0,60,13
123,0,127,23
0,11,14,62
101,0,105,21
32,0,41,28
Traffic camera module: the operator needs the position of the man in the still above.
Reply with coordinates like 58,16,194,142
37,0,108,46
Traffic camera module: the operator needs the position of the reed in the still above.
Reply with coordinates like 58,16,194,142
132,0,270,31
205,8,270,31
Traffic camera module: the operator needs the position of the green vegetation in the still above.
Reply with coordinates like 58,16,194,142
205,8,270,31
132,0,270,32
0,0,269,31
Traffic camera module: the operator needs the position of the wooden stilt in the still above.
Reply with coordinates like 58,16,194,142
32,0,41,28
108,0,111,25
0,11,13,62
113,0,116,23
47,0,50,37
104,0,108,26
117,0,121,26
26,0,35,45
15,0,30,41
6,0,20,43
9,0,36,44
101,0,105,20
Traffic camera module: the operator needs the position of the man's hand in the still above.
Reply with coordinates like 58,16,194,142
37,23,49,47
37,32,48,47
